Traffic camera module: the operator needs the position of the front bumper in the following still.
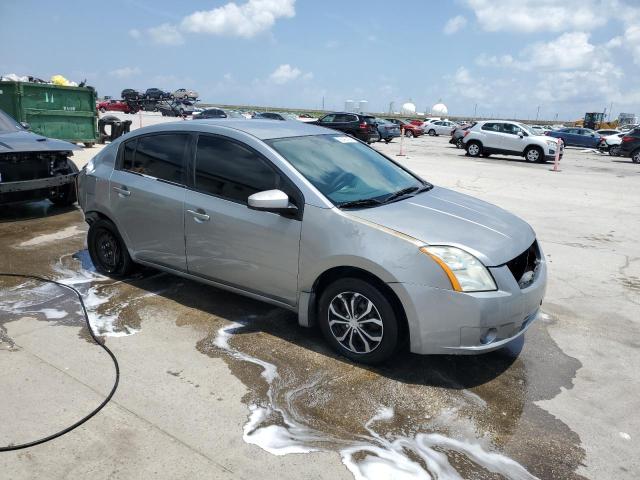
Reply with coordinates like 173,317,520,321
0,173,77,193
390,261,547,355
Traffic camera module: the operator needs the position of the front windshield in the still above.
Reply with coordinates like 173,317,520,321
267,134,428,206
518,123,535,136
0,109,23,133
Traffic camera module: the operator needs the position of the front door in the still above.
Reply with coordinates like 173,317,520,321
109,133,190,270
184,134,302,306
500,123,527,153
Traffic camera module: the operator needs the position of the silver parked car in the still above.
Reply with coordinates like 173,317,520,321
78,120,546,363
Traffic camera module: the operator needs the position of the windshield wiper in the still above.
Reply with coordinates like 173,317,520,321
383,184,431,204
337,198,383,209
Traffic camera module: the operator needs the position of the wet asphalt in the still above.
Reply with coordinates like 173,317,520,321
1,133,639,479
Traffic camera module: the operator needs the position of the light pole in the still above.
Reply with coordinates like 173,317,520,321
535,105,540,122
473,103,477,119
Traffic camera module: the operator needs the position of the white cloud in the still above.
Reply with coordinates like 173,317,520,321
443,15,467,35
148,23,184,45
109,66,141,79
464,0,610,33
129,28,141,39
180,0,295,38
623,24,640,64
449,66,490,101
269,64,309,84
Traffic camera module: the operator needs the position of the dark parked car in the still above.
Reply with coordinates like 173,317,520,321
450,123,475,148
385,119,424,137
194,108,244,119
545,127,604,148
121,89,141,100
145,88,172,100
373,118,401,143
0,109,80,205
313,112,378,143
619,128,640,163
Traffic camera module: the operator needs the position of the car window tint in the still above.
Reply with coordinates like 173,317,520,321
126,134,189,184
122,139,137,170
482,122,500,132
320,114,335,123
195,135,280,203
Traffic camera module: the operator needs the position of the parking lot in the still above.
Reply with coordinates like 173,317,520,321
1,131,639,479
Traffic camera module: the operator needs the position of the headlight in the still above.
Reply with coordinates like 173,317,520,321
84,157,96,174
420,246,497,292
545,140,557,147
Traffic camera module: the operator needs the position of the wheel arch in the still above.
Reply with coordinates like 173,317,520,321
301,265,409,346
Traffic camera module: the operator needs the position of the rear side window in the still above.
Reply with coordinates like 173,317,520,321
122,134,189,184
194,135,280,203
320,114,336,123
482,122,501,132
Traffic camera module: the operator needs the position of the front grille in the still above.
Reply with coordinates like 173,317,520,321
0,152,51,182
506,240,541,288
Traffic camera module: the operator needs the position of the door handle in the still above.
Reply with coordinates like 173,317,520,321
113,186,131,197
187,209,210,222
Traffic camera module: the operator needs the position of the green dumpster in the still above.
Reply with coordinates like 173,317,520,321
0,81,98,146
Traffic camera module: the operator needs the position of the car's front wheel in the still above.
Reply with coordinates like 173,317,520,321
428,129,436,136
319,278,399,364
404,129,414,138
524,146,544,163
88,218,134,277
609,144,621,156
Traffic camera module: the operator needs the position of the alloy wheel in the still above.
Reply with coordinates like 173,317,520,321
526,148,540,162
468,143,480,156
327,292,383,354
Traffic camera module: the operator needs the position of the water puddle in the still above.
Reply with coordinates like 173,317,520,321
194,310,585,480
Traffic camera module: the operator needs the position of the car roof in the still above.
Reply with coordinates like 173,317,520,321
131,118,334,140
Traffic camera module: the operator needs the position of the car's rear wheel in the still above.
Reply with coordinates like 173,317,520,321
88,218,134,277
456,138,464,148
428,129,436,136
318,278,399,364
632,149,640,164
466,141,482,157
524,146,544,163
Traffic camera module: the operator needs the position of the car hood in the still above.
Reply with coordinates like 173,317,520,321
0,131,80,154
348,186,535,266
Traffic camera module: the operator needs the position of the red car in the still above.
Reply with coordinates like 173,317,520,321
408,119,424,126
385,118,424,137
97,99,131,113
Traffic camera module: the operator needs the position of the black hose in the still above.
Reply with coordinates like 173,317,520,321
0,273,119,452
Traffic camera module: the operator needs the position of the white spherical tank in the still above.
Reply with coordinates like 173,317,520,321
401,102,416,114
431,103,448,116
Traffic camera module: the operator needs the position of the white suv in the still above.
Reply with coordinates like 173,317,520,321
424,120,456,136
463,120,563,163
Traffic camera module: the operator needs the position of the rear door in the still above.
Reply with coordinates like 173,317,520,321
184,134,302,305
109,133,190,270
479,122,504,149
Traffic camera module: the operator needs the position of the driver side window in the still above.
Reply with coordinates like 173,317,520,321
194,135,282,204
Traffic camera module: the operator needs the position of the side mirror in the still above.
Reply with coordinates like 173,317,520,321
517,131,524,138
20,122,31,130
248,189,298,216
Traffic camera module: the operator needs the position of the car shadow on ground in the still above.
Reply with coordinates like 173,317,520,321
0,200,78,223
120,265,521,391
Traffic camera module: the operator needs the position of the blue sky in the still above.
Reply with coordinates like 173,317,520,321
1,0,639,120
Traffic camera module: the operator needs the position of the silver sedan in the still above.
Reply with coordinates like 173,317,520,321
78,120,546,363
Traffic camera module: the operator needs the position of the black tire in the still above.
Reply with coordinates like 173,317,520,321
88,218,134,277
609,145,621,156
456,138,464,149
524,146,544,163
84,142,95,148
99,107,106,113
49,160,78,206
405,129,414,138
632,149,640,164
318,277,399,364
466,141,482,157
385,138,391,144
428,129,436,136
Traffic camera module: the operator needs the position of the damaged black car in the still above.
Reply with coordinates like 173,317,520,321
0,108,80,206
